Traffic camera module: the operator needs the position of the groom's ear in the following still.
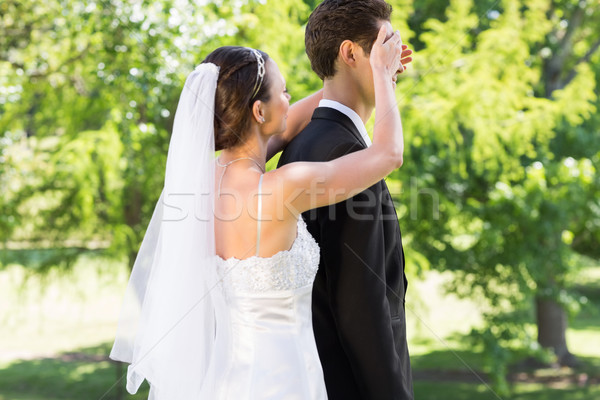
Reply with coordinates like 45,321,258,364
338,40,358,68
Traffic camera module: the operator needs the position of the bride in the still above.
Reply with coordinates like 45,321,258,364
110,25,407,399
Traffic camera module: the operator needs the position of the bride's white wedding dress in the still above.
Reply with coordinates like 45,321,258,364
200,175,327,399
112,66,327,399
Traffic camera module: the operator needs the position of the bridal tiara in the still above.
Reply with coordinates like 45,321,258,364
249,48,266,100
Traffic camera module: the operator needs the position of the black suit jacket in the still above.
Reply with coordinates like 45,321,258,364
278,107,413,399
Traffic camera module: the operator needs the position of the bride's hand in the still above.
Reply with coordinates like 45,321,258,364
398,44,413,73
370,25,403,82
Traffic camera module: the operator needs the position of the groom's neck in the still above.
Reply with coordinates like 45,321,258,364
322,77,373,124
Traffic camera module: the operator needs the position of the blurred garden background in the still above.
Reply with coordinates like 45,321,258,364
1,0,599,399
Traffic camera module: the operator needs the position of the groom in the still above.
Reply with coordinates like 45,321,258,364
278,1,413,399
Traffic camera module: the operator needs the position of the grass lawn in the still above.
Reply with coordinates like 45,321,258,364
0,343,149,400
0,252,598,399
414,381,600,400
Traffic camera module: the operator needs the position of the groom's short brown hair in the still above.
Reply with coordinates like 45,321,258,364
305,0,392,80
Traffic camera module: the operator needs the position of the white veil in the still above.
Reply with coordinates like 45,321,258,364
110,63,220,399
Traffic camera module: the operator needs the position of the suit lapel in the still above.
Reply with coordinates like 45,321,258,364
311,107,367,148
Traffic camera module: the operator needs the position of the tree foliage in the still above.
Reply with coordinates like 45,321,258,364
0,0,315,268
396,0,600,392
1,0,599,393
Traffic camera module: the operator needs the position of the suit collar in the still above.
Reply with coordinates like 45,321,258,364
311,107,367,147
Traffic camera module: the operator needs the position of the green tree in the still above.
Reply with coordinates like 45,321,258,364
2,2,599,395
396,0,600,391
1,0,190,268
0,0,316,270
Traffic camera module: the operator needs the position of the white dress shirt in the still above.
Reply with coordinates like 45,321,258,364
319,99,372,147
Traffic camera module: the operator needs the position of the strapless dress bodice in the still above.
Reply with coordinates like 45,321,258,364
215,217,320,294
201,218,326,399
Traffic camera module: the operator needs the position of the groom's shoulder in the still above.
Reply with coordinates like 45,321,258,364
299,116,350,147
280,110,357,164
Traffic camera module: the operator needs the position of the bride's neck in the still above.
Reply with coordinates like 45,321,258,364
220,132,267,167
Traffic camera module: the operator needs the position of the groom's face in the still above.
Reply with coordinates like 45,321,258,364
355,20,395,107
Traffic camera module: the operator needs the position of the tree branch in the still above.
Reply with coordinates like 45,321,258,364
575,38,600,67
562,38,600,89
5,44,91,79
548,5,584,73
544,5,586,96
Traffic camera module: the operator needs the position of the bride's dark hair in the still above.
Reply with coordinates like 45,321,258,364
202,46,271,151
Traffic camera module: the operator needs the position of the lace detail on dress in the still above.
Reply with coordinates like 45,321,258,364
216,218,320,293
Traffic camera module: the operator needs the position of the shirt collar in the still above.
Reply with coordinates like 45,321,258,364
318,99,372,147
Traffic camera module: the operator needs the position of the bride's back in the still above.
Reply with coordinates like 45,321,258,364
214,164,298,260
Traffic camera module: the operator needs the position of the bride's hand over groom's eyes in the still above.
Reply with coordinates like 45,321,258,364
370,26,404,78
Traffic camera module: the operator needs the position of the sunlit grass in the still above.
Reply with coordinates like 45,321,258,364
0,253,598,399
414,380,600,400
512,382,600,400
0,353,149,400
407,270,485,356
0,254,130,359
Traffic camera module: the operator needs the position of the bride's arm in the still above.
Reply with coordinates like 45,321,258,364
271,26,406,215
266,89,323,161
